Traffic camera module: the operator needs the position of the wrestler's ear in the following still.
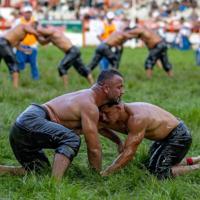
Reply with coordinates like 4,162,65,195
102,84,109,94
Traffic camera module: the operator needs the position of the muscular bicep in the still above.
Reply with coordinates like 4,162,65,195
124,32,135,39
81,105,100,149
124,116,146,152
37,27,54,36
99,117,147,175
126,29,141,39
124,130,144,148
24,25,39,36
37,36,50,45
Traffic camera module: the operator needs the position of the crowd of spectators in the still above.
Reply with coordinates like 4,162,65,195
0,1,199,21
0,0,199,49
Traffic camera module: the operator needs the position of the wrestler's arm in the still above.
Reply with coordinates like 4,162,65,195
97,34,103,42
124,29,141,39
34,26,52,45
99,128,124,153
81,104,102,172
37,26,54,36
24,24,39,37
123,32,135,39
24,25,50,45
37,36,51,45
100,116,146,176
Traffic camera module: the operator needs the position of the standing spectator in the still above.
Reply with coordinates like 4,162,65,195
13,6,40,80
176,19,192,51
96,12,116,71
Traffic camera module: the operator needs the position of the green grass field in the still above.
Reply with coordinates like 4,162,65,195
0,46,200,200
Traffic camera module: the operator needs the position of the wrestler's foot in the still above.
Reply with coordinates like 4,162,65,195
181,156,200,166
191,156,200,164
167,70,173,77
146,69,152,79
0,165,26,175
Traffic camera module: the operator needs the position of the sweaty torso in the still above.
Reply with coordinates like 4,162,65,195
126,102,179,140
50,30,73,52
3,25,27,47
139,28,162,49
106,31,128,46
128,28,162,49
43,89,94,130
101,102,179,140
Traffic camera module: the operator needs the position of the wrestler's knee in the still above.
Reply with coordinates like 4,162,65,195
96,43,107,54
56,132,81,161
77,67,89,77
7,63,19,74
145,61,153,70
163,64,172,72
148,165,172,180
58,64,67,76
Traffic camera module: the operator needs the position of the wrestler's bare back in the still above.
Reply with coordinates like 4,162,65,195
43,89,96,129
38,27,73,52
4,25,29,47
101,102,179,141
106,31,128,46
50,31,73,52
126,103,179,140
128,28,161,49
140,30,161,49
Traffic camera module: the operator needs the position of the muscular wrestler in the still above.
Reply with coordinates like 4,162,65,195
126,26,173,78
0,70,124,181
0,23,41,88
87,30,133,71
36,25,94,87
99,102,200,179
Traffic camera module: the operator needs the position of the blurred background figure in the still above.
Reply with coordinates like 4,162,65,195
96,11,116,71
13,5,40,80
175,18,192,50
0,0,199,76
196,45,200,66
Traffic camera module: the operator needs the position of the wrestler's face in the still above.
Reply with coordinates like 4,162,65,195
100,105,120,124
105,75,124,104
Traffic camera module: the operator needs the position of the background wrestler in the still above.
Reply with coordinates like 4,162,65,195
36,25,94,87
0,23,44,88
87,29,135,71
125,26,173,78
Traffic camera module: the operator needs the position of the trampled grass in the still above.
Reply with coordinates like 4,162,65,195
0,46,200,200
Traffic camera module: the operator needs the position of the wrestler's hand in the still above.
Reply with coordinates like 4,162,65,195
100,170,110,177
